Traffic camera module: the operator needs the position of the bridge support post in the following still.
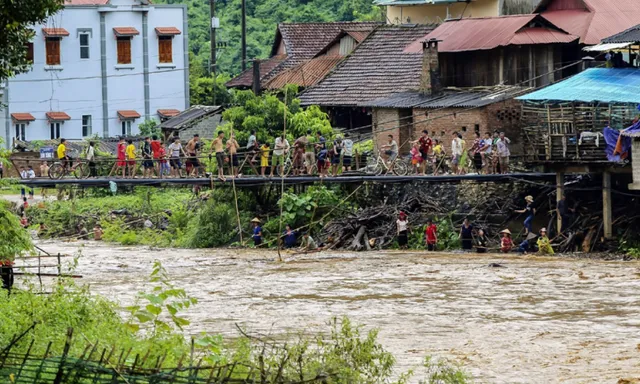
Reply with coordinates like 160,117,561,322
603,171,613,239
556,172,564,233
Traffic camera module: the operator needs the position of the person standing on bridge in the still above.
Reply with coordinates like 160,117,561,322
169,137,186,179
185,134,201,178
293,133,308,176
331,137,343,177
142,137,155,179
86,141,97,178
414,130,432,175
260,142,270,177
450,132,463,175
126,139,137,178
471,132,484,174
226,133,240,178
210,131,226,181
270,134,290,178
380,135,398,168
246,130,260,175
151,135,162,176
496,131,511,174
109,137,127,178
342,133,354,172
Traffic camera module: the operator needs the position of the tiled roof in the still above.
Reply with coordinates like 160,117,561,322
11,113,36,122
364,87,526,108
155,27,181,36
225,55,287,88
405,15,576,53
42,28,70,37
264,56,344,90
374,0,462,4
298,25,436,107
227,22,381,89
157,109,181,118
536,0,640,45
117,110,141,119
517,68,640,104
602,23,640,43
160,105,223,131
46,112,71,121
113,27,140,37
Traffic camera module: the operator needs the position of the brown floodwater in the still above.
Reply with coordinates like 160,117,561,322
18,241,640,383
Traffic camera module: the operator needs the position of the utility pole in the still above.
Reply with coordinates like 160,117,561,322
241,0,247,71
209,0,217,105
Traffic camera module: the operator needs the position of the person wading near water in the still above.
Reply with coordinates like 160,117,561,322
515,195,536,235
459,218,473,251
93,223,103,241
251,218,262,247
476,228,488,253
210,131,226,181
282,224,297,249
425,218,437,251
300,232,318,251
500,229,513,253
556,194,575,233
396,212,409,249
537,227,554,255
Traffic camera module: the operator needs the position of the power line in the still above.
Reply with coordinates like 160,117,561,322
9,66,186,83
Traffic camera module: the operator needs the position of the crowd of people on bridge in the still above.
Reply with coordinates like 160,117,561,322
44,128,512,180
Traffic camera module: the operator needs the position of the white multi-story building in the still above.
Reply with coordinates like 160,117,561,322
1,0,189,147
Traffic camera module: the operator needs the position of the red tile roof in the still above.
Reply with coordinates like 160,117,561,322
117,110,141,119
406,15,576,53
265,56,344,90
11,113,36,122
113,27,140,37
227,22,381,88
42,28,70,37
46,112,71,121
345,30,372,43
155,27,181,36
536,0,640,45
157,109,180,118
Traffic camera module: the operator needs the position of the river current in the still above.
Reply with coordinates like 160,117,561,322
20,241,640,383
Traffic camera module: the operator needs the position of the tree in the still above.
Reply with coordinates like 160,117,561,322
138,119,162,137
190,74,233,107
0,0,62,81
0,202,32,264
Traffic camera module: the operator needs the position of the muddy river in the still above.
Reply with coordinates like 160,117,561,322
19,241,640,383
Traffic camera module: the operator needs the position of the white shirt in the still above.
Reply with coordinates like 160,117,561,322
451,138,463,156
20,170,27,178
388,140,398,153
343,139,354,157
483,138,492,154
397,219,408,232
273,137,290,156
246,135,257,149
27,169,36,179
497,137,511,157
168,142,182,157
87,146,95,161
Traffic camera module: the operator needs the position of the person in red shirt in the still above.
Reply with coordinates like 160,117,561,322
151,135,162,175
109,137,127,178
425,218,437,251
414,130,432,175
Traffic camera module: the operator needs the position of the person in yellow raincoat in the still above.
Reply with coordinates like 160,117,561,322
537,227,554,254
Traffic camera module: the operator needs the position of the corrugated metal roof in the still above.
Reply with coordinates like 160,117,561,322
517,68,640,103
363,87,526,108
299,25,436,107
538,0,640,45
160,106,223,131
602,23,640,43
265,56,344,90
405,15,576,53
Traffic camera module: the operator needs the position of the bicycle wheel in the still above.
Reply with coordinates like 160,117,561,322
74,162,90,179
372,161,384,175
48,164,65,180
393,160,408,176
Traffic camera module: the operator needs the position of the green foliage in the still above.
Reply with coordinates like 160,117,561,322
138,119,162,137
0,201,32,263
420,356,471,384
125,260,198,334
619,239,640,259
183,199,244,248
266,186,344,234
0,0,62,82
190,73,233,106
408,216,461,251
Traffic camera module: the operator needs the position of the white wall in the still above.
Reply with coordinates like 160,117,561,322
3,1,188,146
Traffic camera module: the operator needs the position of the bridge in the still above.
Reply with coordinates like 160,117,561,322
19,172,557,188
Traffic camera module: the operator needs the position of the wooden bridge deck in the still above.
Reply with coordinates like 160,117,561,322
18,172,557,188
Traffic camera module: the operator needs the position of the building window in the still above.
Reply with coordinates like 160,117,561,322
15,123,26,141
46,37,61,65
158,36,173,63
82,115,92,136
117,37,131,64
50,122,61,139
79,32,90,59
121,120,132,136
26,43,34,63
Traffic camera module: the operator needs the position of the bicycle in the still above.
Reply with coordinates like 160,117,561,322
48,157,90,180
368,153,408,176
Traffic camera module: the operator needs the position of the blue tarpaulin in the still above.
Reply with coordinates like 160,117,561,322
604,119,640,162
518,68,640,104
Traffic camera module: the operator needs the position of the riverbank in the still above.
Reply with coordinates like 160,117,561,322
14,240,640,383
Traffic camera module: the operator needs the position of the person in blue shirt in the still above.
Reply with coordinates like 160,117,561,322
282,224,297,248
251,217,262,246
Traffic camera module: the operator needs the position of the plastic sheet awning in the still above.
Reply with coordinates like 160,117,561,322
583,42,633,51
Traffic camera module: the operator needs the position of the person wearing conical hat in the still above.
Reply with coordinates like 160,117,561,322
514,195,536,235
251,218,262,247
500,229,513,253
537,227,554,255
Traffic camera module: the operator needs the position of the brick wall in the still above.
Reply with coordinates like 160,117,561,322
373,108,400,154
412,99,522,154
